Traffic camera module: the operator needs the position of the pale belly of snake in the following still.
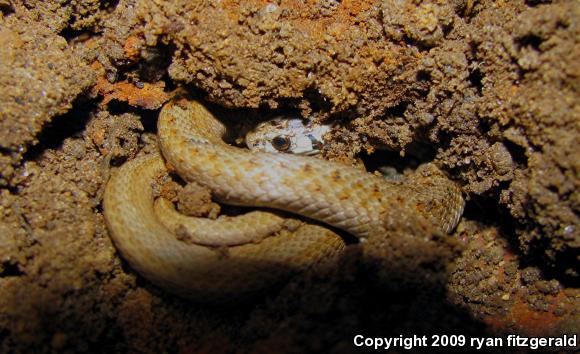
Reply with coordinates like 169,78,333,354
103,97,465,301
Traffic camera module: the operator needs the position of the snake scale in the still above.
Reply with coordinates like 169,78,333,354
103,98,465,300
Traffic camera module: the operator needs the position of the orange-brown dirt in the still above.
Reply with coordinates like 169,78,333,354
0,0,578,352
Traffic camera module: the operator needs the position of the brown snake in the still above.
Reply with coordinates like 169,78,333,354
103,98,465,300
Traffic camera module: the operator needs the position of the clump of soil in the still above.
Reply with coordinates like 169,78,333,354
0,12,94,184
0,0,578,352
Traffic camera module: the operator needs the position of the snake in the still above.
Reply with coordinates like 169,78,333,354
103,97,465,301
245,116,332,156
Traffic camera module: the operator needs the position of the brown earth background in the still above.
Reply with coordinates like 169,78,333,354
0,0,578,352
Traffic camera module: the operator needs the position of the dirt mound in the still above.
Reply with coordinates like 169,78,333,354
0,1,577,352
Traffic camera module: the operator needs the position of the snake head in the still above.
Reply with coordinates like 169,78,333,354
245,116,333,156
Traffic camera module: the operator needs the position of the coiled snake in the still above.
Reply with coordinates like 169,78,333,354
103,98,465,300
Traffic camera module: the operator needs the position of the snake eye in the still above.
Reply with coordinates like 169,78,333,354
271,135,291,152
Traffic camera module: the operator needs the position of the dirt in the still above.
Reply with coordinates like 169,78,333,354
0,0,578,353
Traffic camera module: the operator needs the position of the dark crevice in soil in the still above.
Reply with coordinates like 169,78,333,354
460,197,544,287
23,97,98,162
467,67,484,93
159,70,178,92
520,235,580,287
400,35,432,52
477,117,491,135
517,34,543,51
360,141,437,175
0,1,14,15
0,261,25,278
525,0,554,8
416,69,432,83
303,86,333,113
0,146,14,155
59,28,95,44
105,100,159,133
442,23,454,38
502,139,529,167
385,101,409,117
471,184,580,286
107,42,175,85
428,129,455,156
137,44,176,83
103,0,121,12
2,185,20,195
463,192,518,237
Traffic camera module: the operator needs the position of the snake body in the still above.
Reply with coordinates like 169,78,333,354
103,98,465,300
